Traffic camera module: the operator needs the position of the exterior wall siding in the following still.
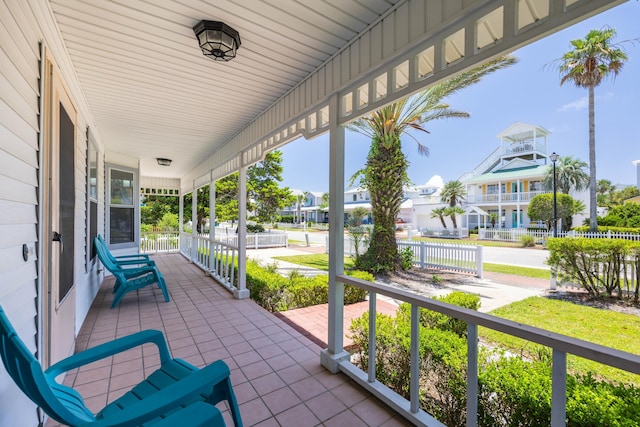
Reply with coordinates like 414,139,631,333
0,1,42,424
1,1,106,424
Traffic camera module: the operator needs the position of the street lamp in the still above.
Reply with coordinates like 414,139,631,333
550,152,559,238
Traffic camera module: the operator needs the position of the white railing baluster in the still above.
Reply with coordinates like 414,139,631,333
368,292,377,383
551,350,567,427
410,304,420,413
467,323,478,427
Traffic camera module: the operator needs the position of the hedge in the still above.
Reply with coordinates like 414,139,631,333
546,237,640,301
245,259,370,311
572,225,640,235
349,293,640,426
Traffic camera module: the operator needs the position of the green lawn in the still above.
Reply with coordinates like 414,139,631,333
482,297,640,385
272,253,353,270
483,263,550,279
410,236,525,248
273,254,551,280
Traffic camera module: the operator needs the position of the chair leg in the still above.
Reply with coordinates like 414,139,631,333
156,271,170,302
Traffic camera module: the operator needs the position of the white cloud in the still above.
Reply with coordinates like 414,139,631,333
557,92,615,112
557,96,588,112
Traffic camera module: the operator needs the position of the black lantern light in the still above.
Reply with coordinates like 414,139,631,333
193,20,241,62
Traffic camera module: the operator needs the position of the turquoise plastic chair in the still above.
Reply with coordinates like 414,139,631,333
96,234,153,267
94,237,170,308
0,306,242,426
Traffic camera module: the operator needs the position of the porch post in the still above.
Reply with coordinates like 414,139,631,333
235,166,249,299
209,181,216,271
179,193,184,234
321,94,349,373
191,188,197,261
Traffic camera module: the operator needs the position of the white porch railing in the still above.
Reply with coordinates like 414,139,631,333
333,274,640,427
398,240,483,278
179,232,237,292
479,228,640,243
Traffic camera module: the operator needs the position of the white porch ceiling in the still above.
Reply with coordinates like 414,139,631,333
49,0,624,185
49,0,401,179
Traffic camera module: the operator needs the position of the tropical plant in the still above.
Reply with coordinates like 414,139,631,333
430,207,448,229
296,192,306,224
444,206,465,229
441,180,467,207
557,27,628,232
348,55,517,272
542,155,589,194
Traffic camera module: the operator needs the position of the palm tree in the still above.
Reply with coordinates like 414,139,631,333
596,179,615,207
441,180,466,207
542,155,589,194
430,207,448,229
558,27,628,232
348,55,517,272
443,206,465,229
296,192,306,224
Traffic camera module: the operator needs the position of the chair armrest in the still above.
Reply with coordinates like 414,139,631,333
115,254,151,260
115,259,155,267
83,360,233,427
45,330,172,378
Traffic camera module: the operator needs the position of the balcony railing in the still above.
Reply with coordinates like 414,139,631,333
503,140,546,156
333,274,640,427
179,232,237,292
471,190,546,203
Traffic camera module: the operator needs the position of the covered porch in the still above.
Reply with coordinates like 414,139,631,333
47,253,407,427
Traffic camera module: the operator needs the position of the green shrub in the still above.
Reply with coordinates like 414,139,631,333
246,223,265,233
572,225,640,235
520,234,536,247
244,260,369,311
478,358,640,427
547,237,640,301
349,308,468,426
399,247,414,270
398,292,481,337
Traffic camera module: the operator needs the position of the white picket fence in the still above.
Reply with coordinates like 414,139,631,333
336,236,483,277
479,228,640,243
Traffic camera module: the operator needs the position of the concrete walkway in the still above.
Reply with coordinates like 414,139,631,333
247,246,548,313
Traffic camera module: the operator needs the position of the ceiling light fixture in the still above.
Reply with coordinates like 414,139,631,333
193,20,241,62
156,158,172,166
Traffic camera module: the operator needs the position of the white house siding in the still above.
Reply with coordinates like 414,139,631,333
1,1,104,424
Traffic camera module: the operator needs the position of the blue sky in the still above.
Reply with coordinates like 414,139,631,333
279,2,639,193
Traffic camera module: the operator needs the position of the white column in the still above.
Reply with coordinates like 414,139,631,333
179,193,184,233
191,188,197,260
498,181,502,228
209,182,216,272
516,179,521,228
320,94,349,373
235,166,249,299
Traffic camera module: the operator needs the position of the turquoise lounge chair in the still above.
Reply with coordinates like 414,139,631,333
94,237,170,308
0,306,242,426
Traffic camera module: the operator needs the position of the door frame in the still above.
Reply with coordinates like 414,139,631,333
39,48,78,368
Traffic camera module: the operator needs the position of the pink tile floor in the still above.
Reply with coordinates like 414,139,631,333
48,253,409,427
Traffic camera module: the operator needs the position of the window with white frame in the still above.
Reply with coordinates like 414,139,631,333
107,165,138,246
